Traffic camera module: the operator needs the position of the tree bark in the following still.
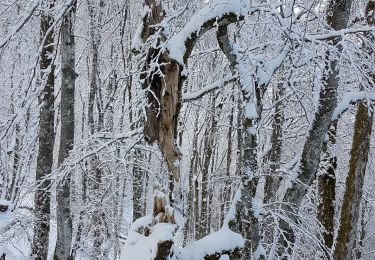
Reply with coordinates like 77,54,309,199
333,102,373,260
264,83,284,204
132,148,144,222
216,24,264,259
32,1,56,258
278,0,353,256
184,111,199,245
334,3,374,259
198,97,216,239
54,1,76,259
317,120,337,255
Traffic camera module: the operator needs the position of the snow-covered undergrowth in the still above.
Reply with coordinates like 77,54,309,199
121,191,244,260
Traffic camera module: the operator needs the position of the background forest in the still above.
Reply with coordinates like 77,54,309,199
0,0,375,259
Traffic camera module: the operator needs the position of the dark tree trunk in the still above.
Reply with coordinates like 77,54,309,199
334,103,373,260
264,83,284,204
317,121,337,255
32,1,56,258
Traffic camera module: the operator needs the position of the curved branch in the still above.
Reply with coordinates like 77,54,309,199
182,76,236,101
167,0,260,64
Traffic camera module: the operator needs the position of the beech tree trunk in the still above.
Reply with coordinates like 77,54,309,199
54,1,76,259
32,1,56,258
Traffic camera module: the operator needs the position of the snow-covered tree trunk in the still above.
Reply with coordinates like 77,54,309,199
217,24,264,259
133,148,145,221
278,0,353,255
334,2,374,259
264,83,285,204
222,100,234,225
139,0,182,202
6,124,20,202
317,121,337,255
86,0,106,256
32,1,56,258
54,1,76,259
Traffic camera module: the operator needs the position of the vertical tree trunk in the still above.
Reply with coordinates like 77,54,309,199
6,124,20,202
132,149,144,221
217,24,264,258
184,111,199,244
334,4,374,258
198,97,216,239
317,120,337,255
87,1,106,257
32,1,56,258
278,0,353,255
333,102,373,260
222,103,234,225
264,83,284,204
54,1,76,259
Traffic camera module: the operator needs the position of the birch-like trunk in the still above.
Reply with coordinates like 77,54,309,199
32,1,55,258
54,1,76,259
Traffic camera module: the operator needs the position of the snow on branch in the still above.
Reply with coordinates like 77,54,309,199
182,76,236,101
332,91,375,120
0,1,40,49
167,0,259,64
305,26,375,42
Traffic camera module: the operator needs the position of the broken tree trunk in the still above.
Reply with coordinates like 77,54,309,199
138,0,258,202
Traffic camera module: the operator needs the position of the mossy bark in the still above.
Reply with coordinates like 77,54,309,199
334,103,373,260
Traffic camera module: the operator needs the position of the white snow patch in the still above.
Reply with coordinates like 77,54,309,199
121,222,177,260
178,226,244,259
